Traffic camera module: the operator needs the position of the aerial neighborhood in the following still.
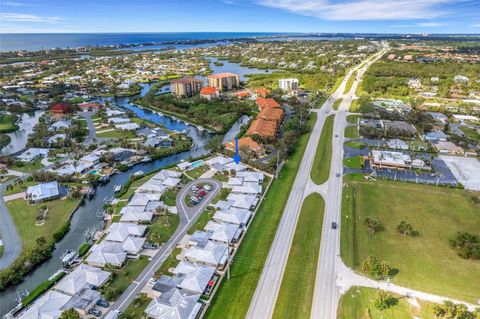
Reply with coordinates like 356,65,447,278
0,31,479,319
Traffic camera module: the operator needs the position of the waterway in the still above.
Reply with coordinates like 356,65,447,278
0,111,44,156
0,66,252,315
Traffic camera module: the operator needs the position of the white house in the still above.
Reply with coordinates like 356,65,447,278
17,148,49,162
55,264,110,296
26,181,60,203
171,261,215,295
86,242,127,268
19,291,72,319
184,241,228,268
145,289,201,319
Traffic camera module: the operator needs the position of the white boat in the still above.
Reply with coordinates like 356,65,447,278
61,250,78,267
113,185,122,193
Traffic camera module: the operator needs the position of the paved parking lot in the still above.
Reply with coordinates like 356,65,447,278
440,155,480,191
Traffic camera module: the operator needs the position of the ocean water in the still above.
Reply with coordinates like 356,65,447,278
0,32,282,52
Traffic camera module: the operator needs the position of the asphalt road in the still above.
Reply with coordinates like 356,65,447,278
310,49,387,319
109,177,221,313
246,49,387,319
80,111,97,146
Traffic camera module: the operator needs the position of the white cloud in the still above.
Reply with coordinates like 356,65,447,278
257,0,457,20
391,21,447,27
0,12,62,23
3,1,25,6
471,24,480,27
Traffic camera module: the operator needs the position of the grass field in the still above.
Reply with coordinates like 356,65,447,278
161,189,178,206
337,287,435,319
205,113,317,319
345,124,359,139
186,165,209,179
0,115,18,133
333,98,343,110
311,115,334,185
341,176,480,302
343,156,364,169
9,160,44,173
7,198,80,251
347,115,360,124
272,193,325,319
2,179,37,196
147,214,180,245
460,126,480,143
344,71,357,94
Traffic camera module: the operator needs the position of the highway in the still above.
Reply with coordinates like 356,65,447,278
246,48,386,319
109,178,221,313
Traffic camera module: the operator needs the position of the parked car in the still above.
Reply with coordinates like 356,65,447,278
88,308,102,317
96,300,109,308
143,242,158,250
198,190,207,196
203,184,212,191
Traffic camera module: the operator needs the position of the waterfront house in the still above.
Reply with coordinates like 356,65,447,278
26,181,60,203
49,119,71,131
19,290,72,319
119,206,154,223
55,264,111,296
50,103,70,119
105,222,147,242
86,241,127,268
16,148,49,162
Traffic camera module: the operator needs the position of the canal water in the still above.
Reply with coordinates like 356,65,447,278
0,57,258,315
0,110,44,156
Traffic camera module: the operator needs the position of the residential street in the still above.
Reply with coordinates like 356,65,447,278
246,50,386,319
80,111,97,146
110,178,221,312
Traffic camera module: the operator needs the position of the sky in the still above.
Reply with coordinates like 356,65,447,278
0,0,479,34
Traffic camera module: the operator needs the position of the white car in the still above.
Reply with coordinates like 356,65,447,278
203,184,212,191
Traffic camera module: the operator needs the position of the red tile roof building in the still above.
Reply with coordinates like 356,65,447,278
50,103,70,118
247,118,279,139
206,72,240,92
225,137,264,156
255,88,271,97
255,97,280,110
200,86,219,100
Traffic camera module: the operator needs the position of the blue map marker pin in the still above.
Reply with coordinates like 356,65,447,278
233,137,241,164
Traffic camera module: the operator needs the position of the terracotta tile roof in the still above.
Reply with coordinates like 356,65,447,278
255,97,280,110
247,118,278,138
206,72,239,79
235,91,251,97
225,137,263,153
200,86,218,95
258,107,284,123
255,88,270,97
50,103,70,113
79,102,101,109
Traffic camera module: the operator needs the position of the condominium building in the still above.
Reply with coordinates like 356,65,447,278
171,77,203,98
206,72,240,92
278,78,299,93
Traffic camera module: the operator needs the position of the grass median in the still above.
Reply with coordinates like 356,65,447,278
341,176,480,303
333,98,343,110
205,113,317,319
273,193,325,319
343,71,357,94
311,115,334,185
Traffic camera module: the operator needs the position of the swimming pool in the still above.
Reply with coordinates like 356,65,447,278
191,160,205,168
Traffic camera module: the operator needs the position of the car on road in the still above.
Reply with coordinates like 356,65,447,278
88,308,102,317
96,300,109,308
336,173,341,177
331,222,337,229
143,242,158,250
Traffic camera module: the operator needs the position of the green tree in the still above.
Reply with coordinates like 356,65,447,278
396,221,418,236
59,309,80,319
374,290,398,311
364,217,381,234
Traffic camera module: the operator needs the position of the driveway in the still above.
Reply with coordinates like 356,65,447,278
0,183,22,269
110,178,221,313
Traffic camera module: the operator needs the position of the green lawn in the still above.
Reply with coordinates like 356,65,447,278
0,245,4,258
102,256,150,301
9,160,44,173
96,127,137,139
2,179,37,196
341,177,480,303
338,287,435,319
345,125,359,139
347,115,360,124
333,98,343,110
273,193,325,319
343,71,357,94
0,115,18,133
154,247,182,278
311,115,334,185
147,214,180,245
187,207,215,235
460,126,480,143
343,156,364,169
345,141,365,149
7,197,80,251
205,113,317,319
212,173,229,182
161,189,178,206
185,165,209,179
120,294,151,319
211,188,231,204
